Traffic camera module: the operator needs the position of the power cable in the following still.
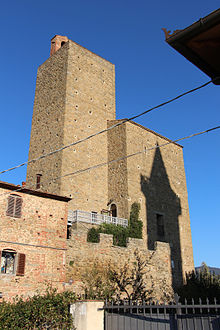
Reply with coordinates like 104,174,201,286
0,124,219,198
0,79,214,176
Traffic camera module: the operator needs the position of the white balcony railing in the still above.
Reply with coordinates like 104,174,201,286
68,210,128,227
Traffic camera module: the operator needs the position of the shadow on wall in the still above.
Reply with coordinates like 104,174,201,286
140,146,183,288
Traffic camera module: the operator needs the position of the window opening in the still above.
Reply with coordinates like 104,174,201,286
6,194,22,218
110,204,117,217
61,41,66,47
67,225,71,239
36,174,42,189
156,214,165,237
1,250,16,274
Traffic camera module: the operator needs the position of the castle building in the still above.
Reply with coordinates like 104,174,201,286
0,35,194,298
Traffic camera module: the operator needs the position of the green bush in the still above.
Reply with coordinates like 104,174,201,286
87,202,142,246
0,287,76,329
177,263,220,302
99,223,128,247
87,223,128,247
87,227,100,243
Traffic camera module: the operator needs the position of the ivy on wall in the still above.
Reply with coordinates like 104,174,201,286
128,202,143,239
87,202,142,247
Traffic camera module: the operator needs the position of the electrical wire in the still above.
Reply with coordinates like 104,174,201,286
0,124,219,198
0,78,214,176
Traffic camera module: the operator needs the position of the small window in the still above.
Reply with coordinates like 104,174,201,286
1,250,16,274
156,214,164,237
6,194,22,218
0,250,26,276
36,174,42,189
67,225,71,239
61,41,66,47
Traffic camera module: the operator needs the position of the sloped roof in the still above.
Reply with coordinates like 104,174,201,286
164,8,220,84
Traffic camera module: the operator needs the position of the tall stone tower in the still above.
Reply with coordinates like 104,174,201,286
26,35,115,212
26,36,194,288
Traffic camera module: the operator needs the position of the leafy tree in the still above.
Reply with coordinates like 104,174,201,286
81,262,115,300
82,250,173,302
177,262,220,302
109,249,152,300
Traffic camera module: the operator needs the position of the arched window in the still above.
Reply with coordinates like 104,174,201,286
110,204,117,217
61,41,66,47
6,194,22,218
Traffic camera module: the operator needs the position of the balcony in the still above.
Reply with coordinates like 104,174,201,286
68,210,128,227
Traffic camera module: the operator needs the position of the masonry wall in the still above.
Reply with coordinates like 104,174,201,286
60,40,115,213
26,43,68,194
107,121,129,220
66,222,172,300
108,120,194,287
0,188,68,301
27,39,116,214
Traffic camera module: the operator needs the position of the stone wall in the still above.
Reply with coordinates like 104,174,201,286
108,120,194,287
0,185,68,301
66,222,172,300
26,41,68,194
26,38,116,214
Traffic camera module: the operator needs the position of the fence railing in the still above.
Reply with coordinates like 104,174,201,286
104,296,220,330
68,210,128,227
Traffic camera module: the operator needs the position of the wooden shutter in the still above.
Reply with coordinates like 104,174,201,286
16,253,26,276
14,197,22,218
6,195,15,216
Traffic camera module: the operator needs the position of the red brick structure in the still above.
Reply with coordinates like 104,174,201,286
0,181,70,301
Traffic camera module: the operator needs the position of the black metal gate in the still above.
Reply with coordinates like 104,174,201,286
104,299,220,330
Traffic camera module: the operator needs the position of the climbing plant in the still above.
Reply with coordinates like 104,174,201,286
87,202,142,246
128,202,143,239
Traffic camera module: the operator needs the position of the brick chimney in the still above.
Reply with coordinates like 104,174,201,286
50,35,68,56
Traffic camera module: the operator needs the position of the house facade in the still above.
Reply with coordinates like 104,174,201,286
0,181,70,301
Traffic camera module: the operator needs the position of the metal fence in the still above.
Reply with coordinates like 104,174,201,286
67,210,128,227
104,298,220,330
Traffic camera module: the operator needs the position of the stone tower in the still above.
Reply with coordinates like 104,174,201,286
26,35,115,212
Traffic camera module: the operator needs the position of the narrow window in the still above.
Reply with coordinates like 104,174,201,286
67,225,71,239
6,194,22,218
110,204,117,217
36,174,42,189
156,214,165,237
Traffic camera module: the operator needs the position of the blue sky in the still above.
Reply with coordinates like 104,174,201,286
0,1,219,267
